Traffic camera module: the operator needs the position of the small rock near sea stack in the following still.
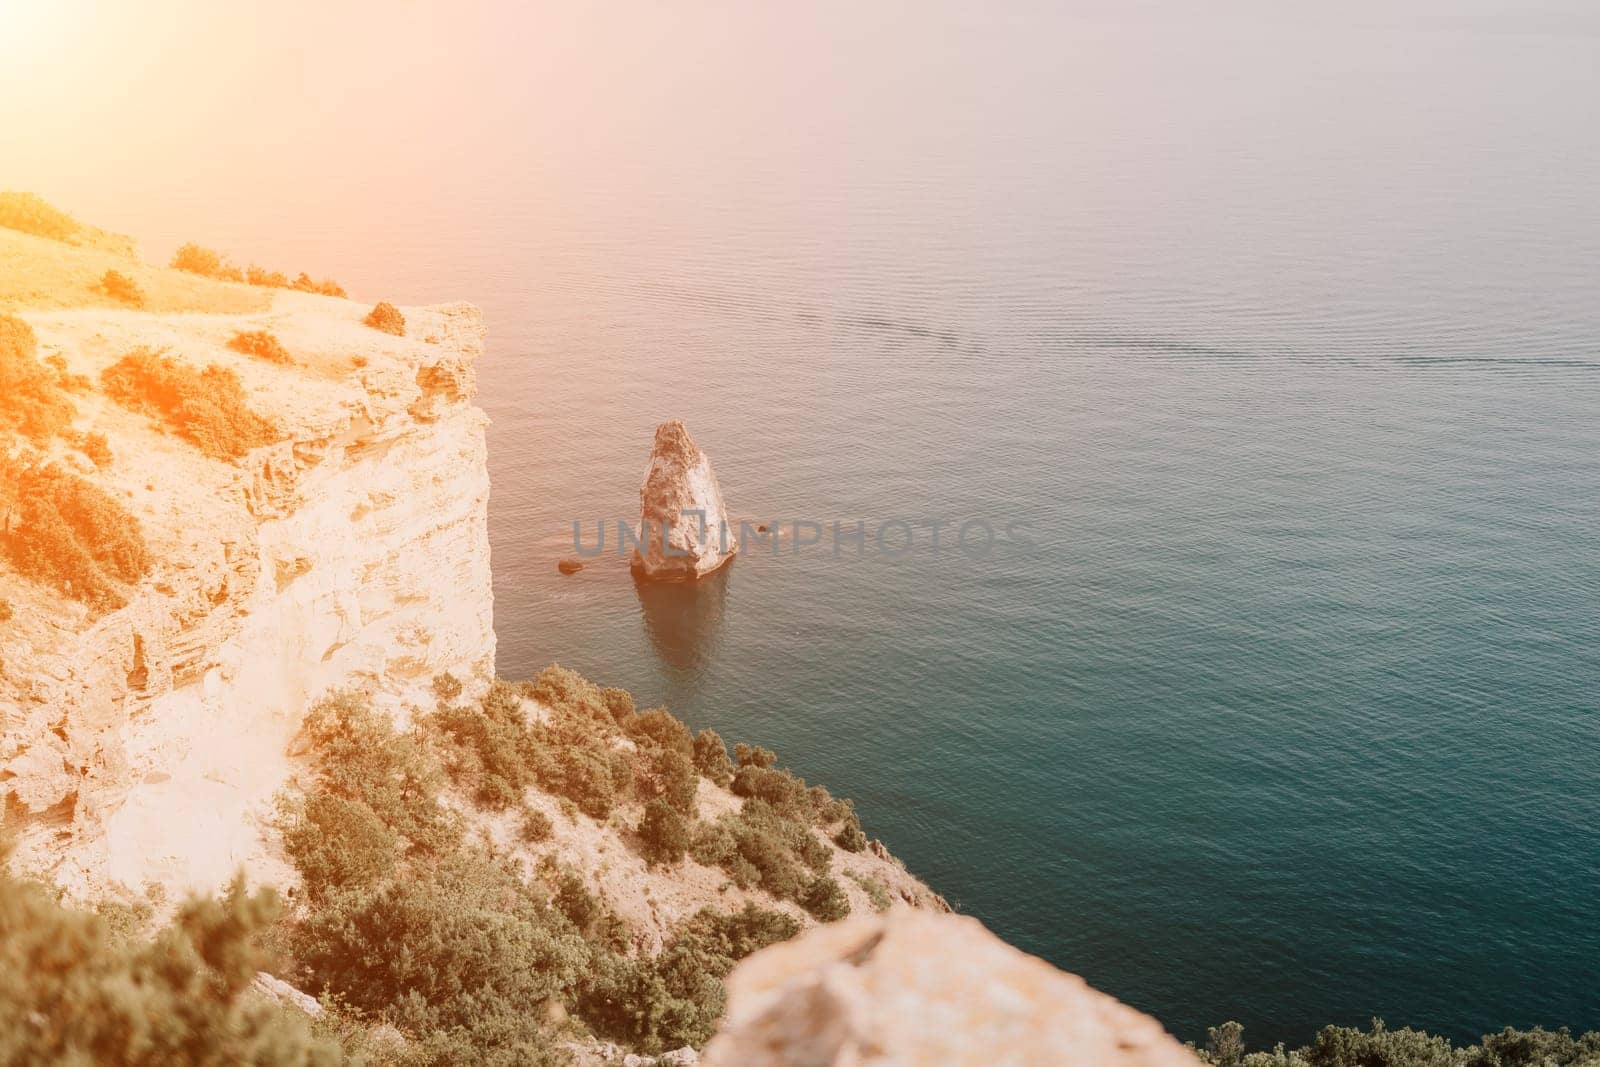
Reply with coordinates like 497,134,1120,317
557,558,585,575
632,420,737,580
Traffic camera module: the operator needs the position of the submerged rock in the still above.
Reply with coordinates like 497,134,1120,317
557,558,586,575
631,420,736,580
701,911,1199,1067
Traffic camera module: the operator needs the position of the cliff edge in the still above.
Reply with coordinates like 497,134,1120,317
0,223,495,897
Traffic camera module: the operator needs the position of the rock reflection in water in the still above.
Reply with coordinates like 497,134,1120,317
632,561,731,681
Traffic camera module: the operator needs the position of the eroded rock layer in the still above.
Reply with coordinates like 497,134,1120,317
0,292,495,896
702,910,1200,1067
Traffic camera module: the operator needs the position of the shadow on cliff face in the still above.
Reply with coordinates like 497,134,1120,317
632,561,731,682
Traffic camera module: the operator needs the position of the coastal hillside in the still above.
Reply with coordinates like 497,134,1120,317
0,196,947,1063
0,203,494,897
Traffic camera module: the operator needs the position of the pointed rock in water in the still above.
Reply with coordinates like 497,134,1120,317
631,420,737,580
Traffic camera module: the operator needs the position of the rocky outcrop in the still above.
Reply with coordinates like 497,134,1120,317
701,911,1200,1067
631,420,736,580
0,293,495,897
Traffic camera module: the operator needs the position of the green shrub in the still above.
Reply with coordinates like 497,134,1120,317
834,823,868,852
731,763,809,816
280,792,399,902
578,905,798,1054
292,857,588,1040
101,346,280,461
547,868,598,929
0,458,151,610
734,743,777,769
284,694,595,1062
291,273,347,298
363,301,405,336
99,269,146,306
636,746,697,817
0,868,341,1065
626,707,694,756
246,265,289,288
171,242,244,282
0,312,77,444
296,691,453,854
551,743,619,820
74,431,113,468
1194,1019,1600,1067
692,802,820,901
601,686,635,724
429,679,537,810
800,874,850,922
638,800,691,867
692,729,735,787
518,804,554,843
433,671,464,704
227,329,292,365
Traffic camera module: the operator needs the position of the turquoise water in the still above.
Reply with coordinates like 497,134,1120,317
473,6,1600,1046
117,0,1600,1046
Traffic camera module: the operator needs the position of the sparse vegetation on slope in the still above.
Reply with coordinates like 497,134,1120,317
101,346,281,460
270,666,886,1062
0,313,78,444
0,190,81,241
0,864,341,1065
0,456,151,610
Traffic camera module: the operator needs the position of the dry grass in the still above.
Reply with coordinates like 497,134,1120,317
0,229,268,314
0,191,79,242
363,301,405,336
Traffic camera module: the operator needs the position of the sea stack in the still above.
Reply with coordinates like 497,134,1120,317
631,419,737,580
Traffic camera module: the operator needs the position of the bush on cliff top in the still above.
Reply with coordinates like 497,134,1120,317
171,242,245,283
363,301,405,336
101,346,281,461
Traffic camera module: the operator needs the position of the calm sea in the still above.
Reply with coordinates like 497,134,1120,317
116,0,1600,1047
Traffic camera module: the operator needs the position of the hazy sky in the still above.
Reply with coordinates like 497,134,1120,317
5,0,1596,299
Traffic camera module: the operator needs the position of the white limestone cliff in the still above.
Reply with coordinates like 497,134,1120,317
631,420,737,580
702,910,1201,1067
0,291,495,897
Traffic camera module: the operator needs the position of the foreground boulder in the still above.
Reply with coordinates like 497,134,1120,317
701,911,1199,1067
631,420,736,580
